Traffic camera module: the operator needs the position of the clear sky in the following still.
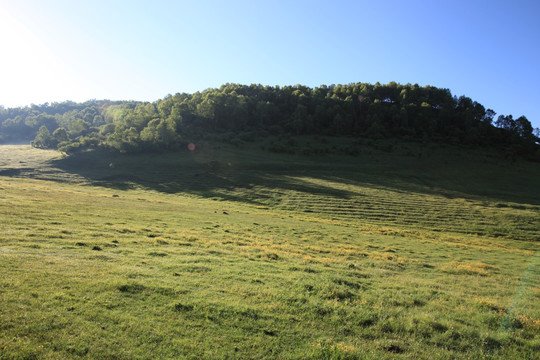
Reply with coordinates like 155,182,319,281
1,0,539,128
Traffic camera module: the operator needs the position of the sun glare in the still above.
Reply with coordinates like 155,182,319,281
0,6,82,107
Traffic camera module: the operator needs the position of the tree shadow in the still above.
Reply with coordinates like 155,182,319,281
40,148,540,207
47,150,361,207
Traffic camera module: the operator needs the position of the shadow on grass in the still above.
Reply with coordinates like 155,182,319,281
47,149,361,206
31,146,540,207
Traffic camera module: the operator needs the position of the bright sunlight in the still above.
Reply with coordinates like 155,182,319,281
0,5,81,107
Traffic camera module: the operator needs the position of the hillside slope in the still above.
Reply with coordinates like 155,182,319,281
0,142,538,359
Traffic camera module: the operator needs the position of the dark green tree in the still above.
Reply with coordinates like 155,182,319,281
68,119,91,138
32,126,54,149
52,127,69,144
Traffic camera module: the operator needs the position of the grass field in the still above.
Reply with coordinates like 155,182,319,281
0,141,539,359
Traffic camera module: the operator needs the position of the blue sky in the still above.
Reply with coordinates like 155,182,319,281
1,0,539,128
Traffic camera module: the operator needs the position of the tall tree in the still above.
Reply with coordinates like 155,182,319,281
32,126,54,149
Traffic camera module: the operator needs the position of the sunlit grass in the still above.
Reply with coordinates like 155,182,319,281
0,144,539,359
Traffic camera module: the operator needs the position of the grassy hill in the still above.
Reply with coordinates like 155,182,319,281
0,140,539,359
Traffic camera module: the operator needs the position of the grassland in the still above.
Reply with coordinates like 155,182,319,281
0,140,539,359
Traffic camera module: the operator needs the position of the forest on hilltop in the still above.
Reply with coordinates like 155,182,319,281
1,82,538,159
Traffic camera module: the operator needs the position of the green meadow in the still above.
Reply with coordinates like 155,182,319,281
0,141,539,359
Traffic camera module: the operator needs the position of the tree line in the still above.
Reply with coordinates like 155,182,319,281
1,82,538,158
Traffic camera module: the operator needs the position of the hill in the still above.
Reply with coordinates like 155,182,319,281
0,142,538,359
1,83,539,160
